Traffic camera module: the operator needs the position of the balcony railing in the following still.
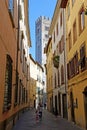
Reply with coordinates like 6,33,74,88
53,55,59,68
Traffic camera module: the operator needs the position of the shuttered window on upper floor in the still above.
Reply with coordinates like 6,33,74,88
73,20,77,44
68,31,72,51
67,52,79,80
80,43,86,71
79,6,85,34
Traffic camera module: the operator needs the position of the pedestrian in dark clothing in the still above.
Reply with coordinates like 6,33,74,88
38,103,43,120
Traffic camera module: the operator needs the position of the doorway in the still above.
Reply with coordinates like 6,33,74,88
70,91,75,122
83,87,87,129
62,94,68,119
58,93,61,115
55,95,58,116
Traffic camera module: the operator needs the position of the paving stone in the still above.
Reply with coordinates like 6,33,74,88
12,109,84,130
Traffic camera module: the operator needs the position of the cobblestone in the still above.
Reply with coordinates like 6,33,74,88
12,109,84,130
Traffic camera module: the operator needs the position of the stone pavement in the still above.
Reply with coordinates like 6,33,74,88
12,109,84,130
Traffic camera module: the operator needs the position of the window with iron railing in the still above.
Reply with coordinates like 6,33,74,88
3,55,13,112
14,71,19,106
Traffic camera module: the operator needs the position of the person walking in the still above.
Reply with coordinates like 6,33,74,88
35,109,39,122
38,103,43,120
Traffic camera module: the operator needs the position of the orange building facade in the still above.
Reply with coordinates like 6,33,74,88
0,0,31,130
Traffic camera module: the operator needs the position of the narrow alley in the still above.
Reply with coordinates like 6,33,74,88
12,109,84,130
0,0,87,130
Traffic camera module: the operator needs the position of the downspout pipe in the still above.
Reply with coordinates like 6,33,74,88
15,0,20,105
63,8,68,119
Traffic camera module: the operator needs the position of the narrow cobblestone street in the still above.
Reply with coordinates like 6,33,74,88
12,109,84,130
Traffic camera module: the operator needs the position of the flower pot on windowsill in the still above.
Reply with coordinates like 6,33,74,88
53,55,59,68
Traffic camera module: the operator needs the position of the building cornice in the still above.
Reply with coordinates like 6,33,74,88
49,0,62,35
36,62,44,72
29,54,36,64
45,37,52,53
24,0,31,47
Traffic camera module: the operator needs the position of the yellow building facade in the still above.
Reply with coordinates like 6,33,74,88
65,0,87,129
29,77,36,108
45,37,53,112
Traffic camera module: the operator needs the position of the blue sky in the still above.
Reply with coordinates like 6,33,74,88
29,0,57,59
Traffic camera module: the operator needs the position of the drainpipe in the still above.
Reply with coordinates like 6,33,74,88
15,0,20,106
63,8,68,119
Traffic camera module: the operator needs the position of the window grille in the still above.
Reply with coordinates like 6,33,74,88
14,71,19,106
3,55,13,112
